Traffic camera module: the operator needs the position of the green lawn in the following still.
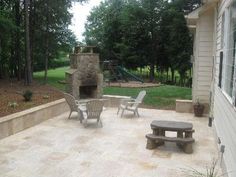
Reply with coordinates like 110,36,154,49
34,67,192,110
104,86,191,109
34,67,69,90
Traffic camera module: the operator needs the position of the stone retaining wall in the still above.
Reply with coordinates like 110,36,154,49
0,99,69,140
102,95,131,107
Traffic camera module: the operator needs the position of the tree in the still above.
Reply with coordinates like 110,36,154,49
83,0,193,84
0,1,16,79
158,0,192,84
118,0,148,69
15,0,21,80
84,0,125,61
0,0,86,82
140,0,165,81
24,0,32,85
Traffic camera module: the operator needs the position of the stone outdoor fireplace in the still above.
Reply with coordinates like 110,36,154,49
65,46,103,99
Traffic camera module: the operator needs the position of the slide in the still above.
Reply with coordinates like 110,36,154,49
116,66,143,83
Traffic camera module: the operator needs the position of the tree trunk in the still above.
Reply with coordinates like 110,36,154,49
15,0,21,80
24,0,32,85
149,63,155,82
10,41,14,77
44,37,49,84
160,67,163,83
166,68,169,82
171,68,174,83
44,1,49,84
29,0,35,77
0,38,2,79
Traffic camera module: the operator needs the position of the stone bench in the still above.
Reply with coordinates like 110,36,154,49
146,134,195,154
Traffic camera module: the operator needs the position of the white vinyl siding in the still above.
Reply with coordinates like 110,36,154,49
214,0,236,176
213,89,236,176
221,12,225,49
192,10,214,103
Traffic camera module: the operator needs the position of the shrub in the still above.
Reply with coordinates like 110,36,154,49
8,101,18,108
23,90,33,101
42,95,50,99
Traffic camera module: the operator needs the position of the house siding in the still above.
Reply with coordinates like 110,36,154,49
213,0,236,175
193,10,214,104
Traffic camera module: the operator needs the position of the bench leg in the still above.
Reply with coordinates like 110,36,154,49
177,131,184,147
183,143,193,154
158,129,165,145
146,139,158,150
185,132,193,138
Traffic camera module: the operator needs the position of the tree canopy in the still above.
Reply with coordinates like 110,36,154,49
84,0,196,82
0,0,85,84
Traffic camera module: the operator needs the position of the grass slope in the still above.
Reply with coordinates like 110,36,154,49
104,86,191,110
34,67,68,90
34,67,192,110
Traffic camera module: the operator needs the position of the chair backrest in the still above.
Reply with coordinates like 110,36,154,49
64,93,78,112
86,100,104,120
133,90,146,107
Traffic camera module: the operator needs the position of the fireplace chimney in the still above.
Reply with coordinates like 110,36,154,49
65,46,103,99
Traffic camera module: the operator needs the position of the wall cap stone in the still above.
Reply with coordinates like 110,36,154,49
103,95,131,99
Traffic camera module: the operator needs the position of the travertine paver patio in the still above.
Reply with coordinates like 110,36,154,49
0,108,219,177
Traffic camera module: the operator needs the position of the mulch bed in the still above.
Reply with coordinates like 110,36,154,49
0,80,64,118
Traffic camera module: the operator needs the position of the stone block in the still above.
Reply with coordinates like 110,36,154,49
12,117,24,134
0,122,11,139
176,100,193,113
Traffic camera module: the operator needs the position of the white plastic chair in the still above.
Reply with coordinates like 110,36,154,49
117,90,146,117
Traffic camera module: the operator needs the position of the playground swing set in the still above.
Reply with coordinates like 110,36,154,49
102,60,144,85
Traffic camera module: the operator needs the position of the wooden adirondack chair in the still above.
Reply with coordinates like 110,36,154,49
82,100,104,127
117,90,146,117
64,93,84,123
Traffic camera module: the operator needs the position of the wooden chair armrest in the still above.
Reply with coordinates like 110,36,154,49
120,98,135,105
121,98,135,102
75,100,80,106
127,101,141,104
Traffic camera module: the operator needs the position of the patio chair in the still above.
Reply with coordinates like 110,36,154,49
82,99,104,127
117,90,146,117
63,93,85,123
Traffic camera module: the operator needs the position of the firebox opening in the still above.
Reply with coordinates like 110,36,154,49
79,86,97,99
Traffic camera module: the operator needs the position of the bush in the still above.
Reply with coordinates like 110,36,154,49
8,101,18,108
42,95,50,99
23,90,33,101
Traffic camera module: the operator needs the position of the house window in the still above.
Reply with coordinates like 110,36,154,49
222,1,236,103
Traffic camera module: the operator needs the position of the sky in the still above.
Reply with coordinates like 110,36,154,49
69,0,103,42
